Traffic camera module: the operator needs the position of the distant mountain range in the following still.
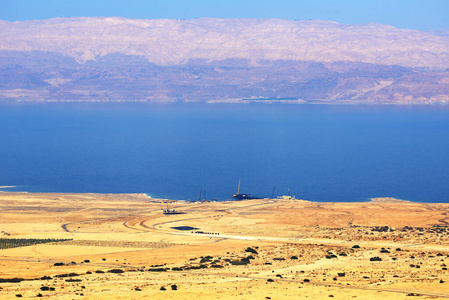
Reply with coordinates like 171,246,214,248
1,17,448,103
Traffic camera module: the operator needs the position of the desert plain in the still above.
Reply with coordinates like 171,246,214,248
1,192,449,299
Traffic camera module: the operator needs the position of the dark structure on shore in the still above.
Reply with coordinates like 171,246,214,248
232,180,261,200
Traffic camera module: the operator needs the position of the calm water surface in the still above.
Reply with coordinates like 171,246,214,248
0,103,448,203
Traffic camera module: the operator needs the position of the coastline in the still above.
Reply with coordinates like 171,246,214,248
0,191,440,204
0,190,443,204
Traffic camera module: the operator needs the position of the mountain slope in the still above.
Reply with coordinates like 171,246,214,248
0,17,448,103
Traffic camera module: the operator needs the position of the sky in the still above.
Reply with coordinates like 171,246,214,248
0,0,448,30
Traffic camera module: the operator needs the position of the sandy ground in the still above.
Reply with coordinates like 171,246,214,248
1,192,449,299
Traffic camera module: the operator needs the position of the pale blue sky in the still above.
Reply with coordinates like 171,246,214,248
0,0,448,30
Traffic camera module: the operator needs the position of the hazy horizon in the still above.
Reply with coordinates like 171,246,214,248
1,0,448,31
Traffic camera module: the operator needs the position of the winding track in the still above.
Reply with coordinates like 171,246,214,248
54,200,449,298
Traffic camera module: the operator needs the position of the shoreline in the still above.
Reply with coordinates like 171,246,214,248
0,191,438,204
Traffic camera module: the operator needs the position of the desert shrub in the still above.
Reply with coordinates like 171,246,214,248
0,278,24,283
245,247,258,254
370,257,382,261
241,257,251,263
40,276,52,280
273,258,285,261
210,264,223,268
54,273,79,278
171,284,178,290
230,260,249,266
148,268,167,272
108,269,124,274
352,245,360,249
65,279,82,282
290,256,298,259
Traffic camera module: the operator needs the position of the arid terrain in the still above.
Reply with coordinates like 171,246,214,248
1,17,449,103
1,192,449,299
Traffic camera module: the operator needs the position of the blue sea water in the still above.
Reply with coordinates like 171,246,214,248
0,102,448,203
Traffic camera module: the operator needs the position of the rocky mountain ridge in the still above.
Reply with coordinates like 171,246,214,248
0,17,448,103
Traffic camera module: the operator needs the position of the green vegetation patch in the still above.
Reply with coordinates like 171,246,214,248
0,238,73,250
